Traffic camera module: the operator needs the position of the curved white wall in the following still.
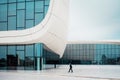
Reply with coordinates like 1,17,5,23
0,0,69,57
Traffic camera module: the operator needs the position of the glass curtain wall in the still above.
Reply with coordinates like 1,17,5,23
0,43,44,70
43,47,60,69
0,43,59,70
0,0,50,31
62,44,120,65
43,48,60,64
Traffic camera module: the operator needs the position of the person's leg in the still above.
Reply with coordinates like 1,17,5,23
70,68,72,72
68,68,70,72
71,68,73,72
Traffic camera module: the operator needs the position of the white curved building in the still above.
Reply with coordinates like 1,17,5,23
0,0,69,56
0,0,69,70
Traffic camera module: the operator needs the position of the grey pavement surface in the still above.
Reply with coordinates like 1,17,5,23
0,65,120,80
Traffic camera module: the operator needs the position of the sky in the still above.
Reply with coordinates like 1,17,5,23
68,0,120,41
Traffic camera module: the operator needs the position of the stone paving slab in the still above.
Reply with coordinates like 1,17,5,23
0,65,120,80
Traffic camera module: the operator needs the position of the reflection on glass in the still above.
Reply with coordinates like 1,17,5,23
62,44,120,65
8,16,16,30
8,46,16,55
25,57,34,70
8,3,16,15
26,2,34,19
26,45,34,56
0,46,7,69
0,0,50,31
0,4,7,21
17,51,24,66
7,54,18,70
0,43,44,70
17,45,24,50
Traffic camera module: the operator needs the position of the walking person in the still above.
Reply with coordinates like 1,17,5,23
68,63,73,73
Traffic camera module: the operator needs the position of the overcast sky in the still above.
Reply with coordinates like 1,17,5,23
68,0,120,41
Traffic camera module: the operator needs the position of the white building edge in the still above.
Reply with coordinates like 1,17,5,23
0,0,69,57
68,40,120,44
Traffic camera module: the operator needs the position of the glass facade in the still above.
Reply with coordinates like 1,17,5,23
43,48,60,64
61,44,120,65
0,43,60,70
0,0,50,31
0,43,46,70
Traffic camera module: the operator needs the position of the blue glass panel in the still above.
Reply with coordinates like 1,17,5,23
8,16,16,30
0,46,7,68
26,20,34,28
25,57,34,70
116,48,119,54
35,13,43,25
96,44,100,49
0,22,7,31
26,45,34,56
0,46,7,59
35,1,44,12
17,10,25,27
17,51,24,67
17,2,25,9
8,46,16,55
8,3,16,15
9,0,16,2
0,0,50,31
35,43,43,57
26,2,34,19
0,4,7,21
0,0,7,3
17,51,24,60
17,45,24,50
45,0,50,5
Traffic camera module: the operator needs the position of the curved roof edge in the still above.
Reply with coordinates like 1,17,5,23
0,0,69,57
68,40,120,44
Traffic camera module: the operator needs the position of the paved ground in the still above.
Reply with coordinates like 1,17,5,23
0,65,120,80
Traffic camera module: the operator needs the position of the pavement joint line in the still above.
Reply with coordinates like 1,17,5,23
38,73,120,80
0,72,120,80
59,75,120,80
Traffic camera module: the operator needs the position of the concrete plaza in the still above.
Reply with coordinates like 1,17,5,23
0,65,120,80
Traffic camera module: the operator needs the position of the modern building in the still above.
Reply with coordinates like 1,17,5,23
61,41,120,65
0,0,120,71
0,0,69,70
